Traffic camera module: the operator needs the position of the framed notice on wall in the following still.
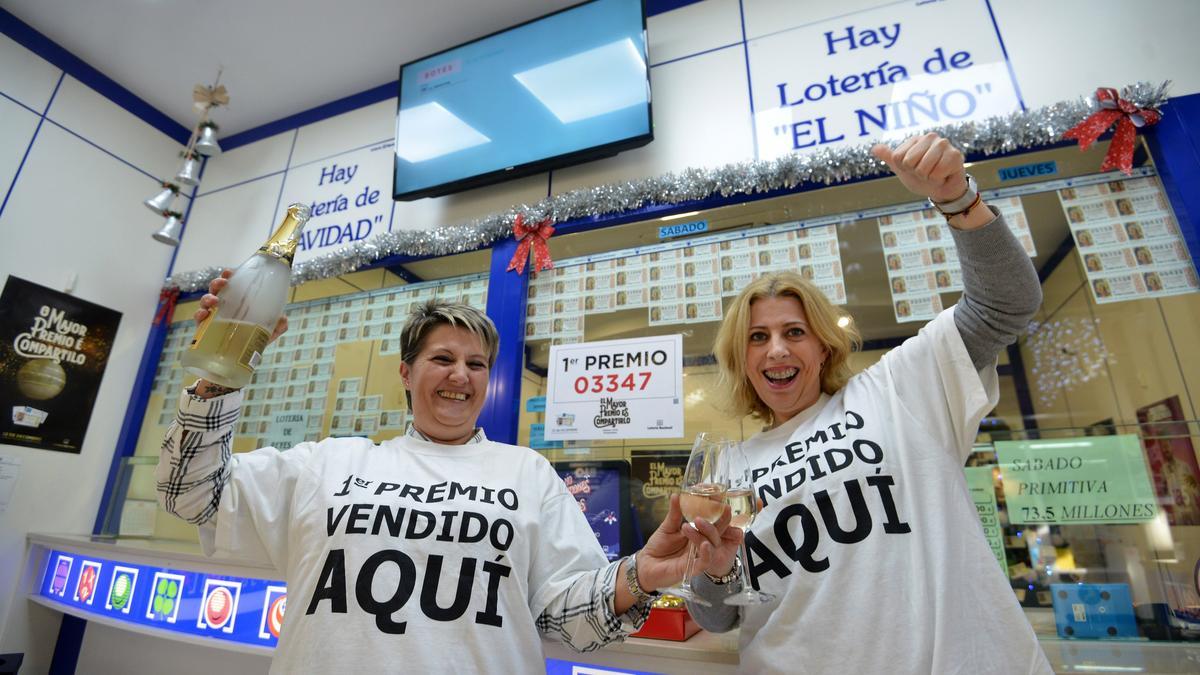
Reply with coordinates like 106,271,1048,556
545,335,683,441
0,276,121,453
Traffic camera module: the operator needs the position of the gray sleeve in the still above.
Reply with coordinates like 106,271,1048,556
950,206,1043,371
683,573,741,633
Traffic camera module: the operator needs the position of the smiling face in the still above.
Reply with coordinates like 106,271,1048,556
400,324,490,444
745,295,828,427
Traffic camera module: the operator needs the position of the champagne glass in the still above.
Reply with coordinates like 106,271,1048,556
663,433,730,606
723,442,775,606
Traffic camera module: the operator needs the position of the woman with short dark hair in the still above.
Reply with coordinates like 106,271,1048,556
159,297,738,673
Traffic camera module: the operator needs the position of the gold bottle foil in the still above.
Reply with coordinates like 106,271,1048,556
257,203,312,264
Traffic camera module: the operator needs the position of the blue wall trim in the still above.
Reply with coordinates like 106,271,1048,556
221,82,396,152
982,0,1026,112
0,84,179,186
49,614,86,675
92,299,173,537
646,0,704,16
269,130,301,235
479,239,528,444
0,72,63,222
194,170,285,199
0,88,40,115
44,117,167,184
736,0,759,160
650,41,740,69
0,7,190,145
1144,92,1200,278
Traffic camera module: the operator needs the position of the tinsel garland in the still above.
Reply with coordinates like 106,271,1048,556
163,81,1171,294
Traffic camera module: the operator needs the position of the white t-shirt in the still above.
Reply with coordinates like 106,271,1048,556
736,309,1052,674
202,432,613,674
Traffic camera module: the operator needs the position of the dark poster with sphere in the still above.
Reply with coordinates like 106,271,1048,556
0,276,121,453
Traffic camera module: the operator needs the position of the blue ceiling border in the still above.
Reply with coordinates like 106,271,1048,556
0,7,190,145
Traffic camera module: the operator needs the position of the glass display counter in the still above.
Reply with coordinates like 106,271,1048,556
23,533,739,673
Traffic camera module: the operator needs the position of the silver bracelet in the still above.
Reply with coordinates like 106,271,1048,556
702,556,741,585
624,552,657,604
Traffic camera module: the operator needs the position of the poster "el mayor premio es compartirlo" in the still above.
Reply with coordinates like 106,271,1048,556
0,276,121,453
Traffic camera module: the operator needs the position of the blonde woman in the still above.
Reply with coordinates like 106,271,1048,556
686,133,1053,674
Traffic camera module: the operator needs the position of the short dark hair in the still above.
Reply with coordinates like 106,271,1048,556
400,300,499,368
399,301,499,409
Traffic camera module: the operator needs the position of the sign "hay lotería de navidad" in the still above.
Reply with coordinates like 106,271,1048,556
0,276,121,453
545,335,683,441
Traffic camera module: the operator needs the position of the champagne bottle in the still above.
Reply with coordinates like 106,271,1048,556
181,203,311,388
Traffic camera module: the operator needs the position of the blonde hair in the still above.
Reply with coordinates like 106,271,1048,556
713,272,861,422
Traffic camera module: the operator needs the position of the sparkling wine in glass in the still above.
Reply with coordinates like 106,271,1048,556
680,483,727,525
662,433,730,605
723,441,775,606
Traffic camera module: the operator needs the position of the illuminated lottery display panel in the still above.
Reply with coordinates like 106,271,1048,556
37,549,642,673
37,549,287,648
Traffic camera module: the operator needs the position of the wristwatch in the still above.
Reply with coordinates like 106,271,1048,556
703,556,741,585
929,173,980,221
624,552,658,604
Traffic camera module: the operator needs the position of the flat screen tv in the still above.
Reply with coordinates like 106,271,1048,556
393,0,652,201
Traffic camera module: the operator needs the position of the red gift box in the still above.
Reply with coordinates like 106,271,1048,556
631,606,702,641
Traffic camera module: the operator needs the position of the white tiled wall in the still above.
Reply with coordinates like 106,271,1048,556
0,30,185,671
0,32,61,111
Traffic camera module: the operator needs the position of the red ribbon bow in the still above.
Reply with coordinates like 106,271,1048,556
154,288,180,326
1062,87,1162,176
506,214,555,275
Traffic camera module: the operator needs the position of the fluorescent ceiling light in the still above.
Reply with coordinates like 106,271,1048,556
660,211,701,221
395,102,490,163
514,38,647,124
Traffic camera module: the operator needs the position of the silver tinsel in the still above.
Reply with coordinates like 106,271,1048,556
163,81,1171,294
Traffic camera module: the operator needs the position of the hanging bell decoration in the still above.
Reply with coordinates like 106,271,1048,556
174,154,201,186
152,211,184,246
194,121,221,156
143,182,180,214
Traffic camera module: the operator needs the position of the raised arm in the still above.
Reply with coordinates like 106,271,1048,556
156,383,243,526
872,133,1041,368
156,271,295,562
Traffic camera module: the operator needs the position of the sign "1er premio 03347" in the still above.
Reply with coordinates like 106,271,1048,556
545,335,683,441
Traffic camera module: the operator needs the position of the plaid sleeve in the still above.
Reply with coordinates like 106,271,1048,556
155,382,243,526
535,558,651,652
